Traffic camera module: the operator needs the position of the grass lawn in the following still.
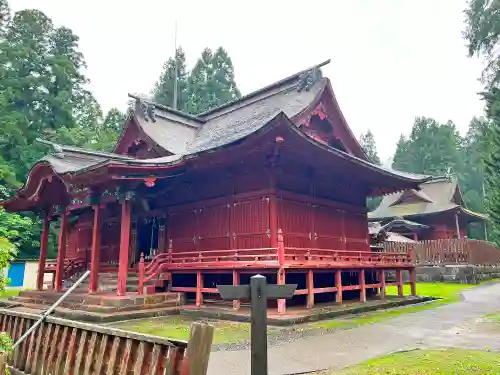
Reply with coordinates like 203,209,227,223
111,281,496,343
110,315,255,344
311,282,475,330
0,289,20,299
320,348,500,374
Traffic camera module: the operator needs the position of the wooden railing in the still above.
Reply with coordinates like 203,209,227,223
0,309,214,375
284,247,412,265
44,257,86,288
382,239,500,266
137,244,414,294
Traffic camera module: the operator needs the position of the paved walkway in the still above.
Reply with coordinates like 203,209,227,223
207,282,500,375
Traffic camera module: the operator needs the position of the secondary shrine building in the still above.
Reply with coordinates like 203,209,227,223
2,60,426,311
369,176,487,241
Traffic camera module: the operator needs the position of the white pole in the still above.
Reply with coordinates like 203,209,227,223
12,270,90,349
173,20,178,110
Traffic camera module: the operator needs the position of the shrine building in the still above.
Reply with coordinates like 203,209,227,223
369,176,487,242
1,60,426,312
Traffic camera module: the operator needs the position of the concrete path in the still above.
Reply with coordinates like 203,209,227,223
207,282,500,375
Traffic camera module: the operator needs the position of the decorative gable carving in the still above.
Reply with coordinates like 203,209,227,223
389,189,434,207
297,103,349,152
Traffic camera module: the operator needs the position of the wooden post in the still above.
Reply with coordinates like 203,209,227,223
218,275,297,375
55,210,69,292
359,269,366,302
455,212,461,239
410,268,417,296
138,253,145,295
181,323,215,375
379,269,386,299
277,229,285,266
396,269,404,297
277,268,286,313
306,269,314,309
232,269,240,310
36,215,50,291
89,204,102,293
196,271,203,308
117,197,132,296
335,269,343,304
269,171,278,249
413,232,418,242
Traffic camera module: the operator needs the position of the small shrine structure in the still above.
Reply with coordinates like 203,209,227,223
369,176,487,241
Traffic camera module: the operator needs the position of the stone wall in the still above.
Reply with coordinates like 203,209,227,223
387,265,500,284
415,264,500,284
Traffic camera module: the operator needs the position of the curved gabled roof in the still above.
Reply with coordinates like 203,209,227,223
369,176,487,222
2,60,431,212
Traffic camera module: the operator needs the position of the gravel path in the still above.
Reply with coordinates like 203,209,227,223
207,282,500,375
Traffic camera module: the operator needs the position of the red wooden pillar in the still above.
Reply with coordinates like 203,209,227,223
335,269,343,304
396,269,404,297
359,269,366,303
89,204,102,293
36,214,50,291
277,268,286,313
307,270,314,309
413,232,419,242
196,271,203,308
277,229,285,266
232,269,240,310
117,198,132,296
55,210,69,292
410,268,417,296
379,269,386,299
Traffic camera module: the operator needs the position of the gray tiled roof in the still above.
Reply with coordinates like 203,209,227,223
368,176,485,221
30,61,431,183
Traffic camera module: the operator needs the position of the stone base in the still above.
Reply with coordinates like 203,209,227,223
179,296,434,326
387,265,500,284
4,290,185,323
416,264,500,284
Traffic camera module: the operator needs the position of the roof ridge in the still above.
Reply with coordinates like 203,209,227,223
127,94,205,124
197,59,331,118
36,138,134,161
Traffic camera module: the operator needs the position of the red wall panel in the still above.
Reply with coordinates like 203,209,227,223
314,205,344,250
169,209,197,252
197,204,230,250
233,197,271,249
277,198,313,247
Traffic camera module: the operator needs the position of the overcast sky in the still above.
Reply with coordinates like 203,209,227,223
10,0,485,162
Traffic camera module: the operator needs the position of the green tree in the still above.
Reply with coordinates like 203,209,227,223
392,117,463,176
152,47,188,110
0,1,103,259
152,46,241,115
90,108,127,151
359,130,382,211
465,0,500,243
359,130,381,164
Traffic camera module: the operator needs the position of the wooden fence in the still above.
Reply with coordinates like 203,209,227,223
381,239,500,266
0,309,214,375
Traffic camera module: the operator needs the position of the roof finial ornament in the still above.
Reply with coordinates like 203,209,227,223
297,67,323,92
445,167,453,181
35,138,65,159
135,98,157,122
